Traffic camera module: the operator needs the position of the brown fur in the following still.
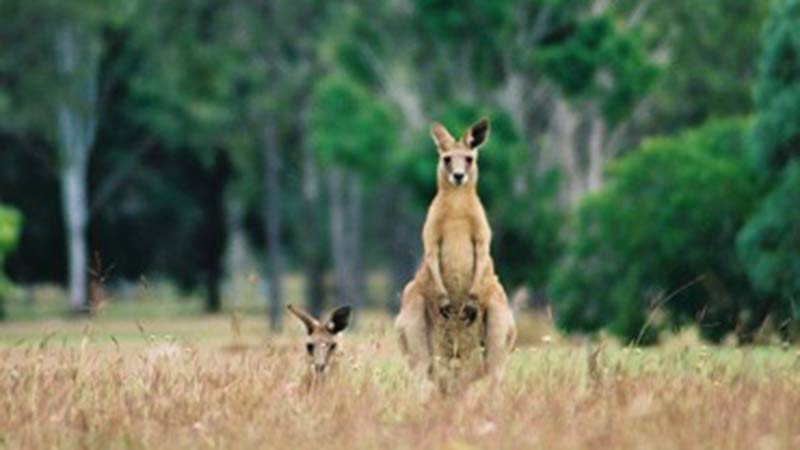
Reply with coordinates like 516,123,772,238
287,304,351,389
395,118,516,394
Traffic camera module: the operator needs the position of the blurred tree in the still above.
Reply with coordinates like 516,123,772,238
550,119,759,342
0,205,23,320
737,0,800,338
633,0,769,133
310,73,400,312
224,0,334,326
534,9,658,205
0,0,138,313
122,0,243,313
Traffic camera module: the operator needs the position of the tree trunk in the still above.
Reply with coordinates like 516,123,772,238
386,188,420,313
61,163,89,313
346,173,366,309
586,107,607,193
204,150,230,314
328,168,368,317
328,168,352,310
55,24,99,314
224,196,251,311
552,97,582,208
324,170,368,316
263,118,283,330
301,129,325,318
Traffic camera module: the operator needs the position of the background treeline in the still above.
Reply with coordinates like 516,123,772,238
0,0,797,343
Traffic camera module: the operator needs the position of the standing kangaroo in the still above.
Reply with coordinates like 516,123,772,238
395,118,516,393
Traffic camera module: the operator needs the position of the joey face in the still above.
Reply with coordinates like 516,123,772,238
430,118,490,188
287,305,351,375
305,334,338,374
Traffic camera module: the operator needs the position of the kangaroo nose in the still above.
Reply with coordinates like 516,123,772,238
314,363,326,374
453,173,464,182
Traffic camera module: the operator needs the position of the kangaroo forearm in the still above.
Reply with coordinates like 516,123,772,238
425,253,447,294
469,239,489,293
470,257,487,293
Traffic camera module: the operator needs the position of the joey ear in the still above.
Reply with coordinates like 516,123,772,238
430,122,455,152
326,305,352,334
287,304,319,335
464,117,490,149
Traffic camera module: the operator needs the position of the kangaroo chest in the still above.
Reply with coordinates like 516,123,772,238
439,218,475,297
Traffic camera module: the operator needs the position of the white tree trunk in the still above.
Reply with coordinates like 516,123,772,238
55,24,99,312
587,110,607,193
551,97,582,208
61,163,89,311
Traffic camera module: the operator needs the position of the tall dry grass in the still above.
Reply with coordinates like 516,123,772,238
2,318,800,449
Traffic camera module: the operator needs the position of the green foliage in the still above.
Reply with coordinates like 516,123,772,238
125,1,242,155
638,0,768,132
735,0,800,324
737,163,800,308
309,74,400,175
0,205,23,299
752,0,800,172
536,15,658,124
550,119,759,342
411,0,512,89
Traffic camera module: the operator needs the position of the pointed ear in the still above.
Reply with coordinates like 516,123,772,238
430,122,455,152
464,117,490,150
326,305,352,334
287,305,319,335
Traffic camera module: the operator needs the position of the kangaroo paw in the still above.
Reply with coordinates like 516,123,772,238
460,303,478,326
439,301,455,319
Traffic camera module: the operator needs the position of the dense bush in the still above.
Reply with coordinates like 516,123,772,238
736,0,800,334
549,119,760,342
737,163,800,313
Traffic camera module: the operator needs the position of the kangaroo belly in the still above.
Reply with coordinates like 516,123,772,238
439,220,474,297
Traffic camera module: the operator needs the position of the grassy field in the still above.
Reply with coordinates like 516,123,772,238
2,314,800,450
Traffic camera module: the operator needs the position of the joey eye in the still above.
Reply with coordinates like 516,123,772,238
329,342,337,351
306,343,315,355
443,156,451,165
465,156,473,165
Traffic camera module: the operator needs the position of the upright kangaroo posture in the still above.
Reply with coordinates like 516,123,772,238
395,118,516,393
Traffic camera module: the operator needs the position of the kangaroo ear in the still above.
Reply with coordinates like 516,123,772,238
430,122,455,152
464,117,490,150
287,305,319,335
326,305,352,334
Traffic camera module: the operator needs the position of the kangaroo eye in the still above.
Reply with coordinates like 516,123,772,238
329,342,337,351
306,343,315,355
465,156,473,165
443,156,451,165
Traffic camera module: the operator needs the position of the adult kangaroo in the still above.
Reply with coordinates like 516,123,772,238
395,117,516,394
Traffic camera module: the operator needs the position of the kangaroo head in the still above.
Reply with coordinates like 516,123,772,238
430,117,490,188
287,304,352,375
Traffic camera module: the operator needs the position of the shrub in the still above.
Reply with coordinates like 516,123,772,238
549,119,759,342
735,0,800,337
